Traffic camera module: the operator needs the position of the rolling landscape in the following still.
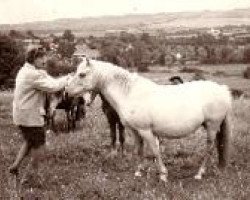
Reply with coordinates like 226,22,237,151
1,8,250,36
0,5,250,199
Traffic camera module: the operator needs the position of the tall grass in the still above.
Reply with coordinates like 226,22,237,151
0,66,249,199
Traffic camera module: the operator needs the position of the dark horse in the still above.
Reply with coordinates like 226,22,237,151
45,91,86,132
44,54,86,132
100,94,125,154
88,92,125,155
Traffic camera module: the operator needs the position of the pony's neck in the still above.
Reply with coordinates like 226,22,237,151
99,79,128,114
95,63,133,113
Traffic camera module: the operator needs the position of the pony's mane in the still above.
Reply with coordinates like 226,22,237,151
92,60,138,93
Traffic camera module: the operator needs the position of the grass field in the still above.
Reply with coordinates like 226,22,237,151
0,64,250,199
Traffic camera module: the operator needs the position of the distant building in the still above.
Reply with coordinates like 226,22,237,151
235,33,250,39
176,52,182,60
222,27,248,37
165,33,198,39
208,28,221,39
105,29,126,37
49,43,59,52
22,38,41,51
73,44,100,59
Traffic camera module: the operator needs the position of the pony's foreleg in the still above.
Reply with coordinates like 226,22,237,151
133,130,144,156
136,129,167,182
131,129,145,176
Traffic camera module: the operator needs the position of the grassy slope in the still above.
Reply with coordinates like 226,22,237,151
0,64,249,199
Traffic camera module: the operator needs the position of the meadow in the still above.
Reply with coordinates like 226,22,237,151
0,64,249,199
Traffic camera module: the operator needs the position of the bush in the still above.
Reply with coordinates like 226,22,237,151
179,66,204,74
57,41,76,58
213,70,227,77
0,34,25,89
46,57,76,77
137,64,149,73
218,46,234,64
243,66,250,79
231,88,245,99
243,46,250,63
192,72,206,80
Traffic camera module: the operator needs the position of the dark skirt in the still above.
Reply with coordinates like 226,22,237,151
18,126,45,149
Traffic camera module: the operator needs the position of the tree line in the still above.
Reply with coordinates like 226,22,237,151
0,30,76,89
86,31,250,71
1,29,250,88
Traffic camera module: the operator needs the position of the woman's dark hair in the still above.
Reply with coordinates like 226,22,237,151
26,47,46,64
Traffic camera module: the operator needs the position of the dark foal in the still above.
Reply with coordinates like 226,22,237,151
100,94,125,155
45,92,86,132
88,92,125,155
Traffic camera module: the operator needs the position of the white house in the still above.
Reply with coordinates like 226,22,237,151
73,44,100,59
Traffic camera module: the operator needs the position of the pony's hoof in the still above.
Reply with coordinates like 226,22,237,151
160,174,167,182
135,171,142,177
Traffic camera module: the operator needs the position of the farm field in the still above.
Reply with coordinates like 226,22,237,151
0,64,250,199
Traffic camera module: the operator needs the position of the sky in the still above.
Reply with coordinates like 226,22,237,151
0,0,249,24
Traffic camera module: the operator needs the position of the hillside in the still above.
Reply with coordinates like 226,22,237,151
1,8,250,36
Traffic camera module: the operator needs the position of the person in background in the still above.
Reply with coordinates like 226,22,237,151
169,75,184,85
9,47,70,184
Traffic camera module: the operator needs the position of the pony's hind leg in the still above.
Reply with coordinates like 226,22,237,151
135,129,167,182
216,114,232,169
195,121,219,180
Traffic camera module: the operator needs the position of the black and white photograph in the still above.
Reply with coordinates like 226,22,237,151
0,0,250,199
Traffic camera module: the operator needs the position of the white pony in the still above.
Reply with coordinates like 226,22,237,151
66,58,233,182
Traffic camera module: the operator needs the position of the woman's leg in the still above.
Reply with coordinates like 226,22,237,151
21,127,46,185
9,140,30,174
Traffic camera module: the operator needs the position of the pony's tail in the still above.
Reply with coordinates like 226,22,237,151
216,111,232,169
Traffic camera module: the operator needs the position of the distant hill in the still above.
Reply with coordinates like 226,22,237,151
1,8,250,36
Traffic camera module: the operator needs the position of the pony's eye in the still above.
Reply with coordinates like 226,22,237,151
79,73,86,78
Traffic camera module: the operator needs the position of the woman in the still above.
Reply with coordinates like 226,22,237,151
9,48,70,182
